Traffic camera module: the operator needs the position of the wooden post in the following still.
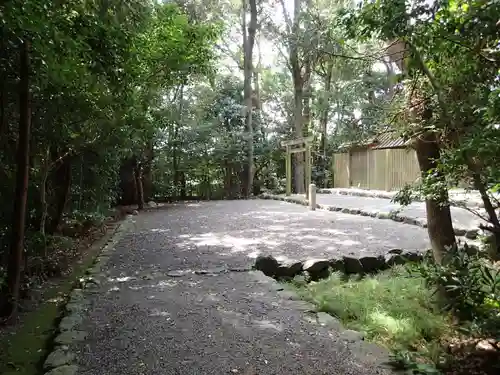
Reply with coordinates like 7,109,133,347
305,144,311,197
285,145,292,196
309,183,316,210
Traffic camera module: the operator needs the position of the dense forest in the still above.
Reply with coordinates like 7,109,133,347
0,0,499,342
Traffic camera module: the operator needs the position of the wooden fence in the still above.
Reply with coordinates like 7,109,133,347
332,147,421,191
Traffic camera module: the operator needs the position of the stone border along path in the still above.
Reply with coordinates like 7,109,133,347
315,187,500,209
254,248,425,282
260,193,482,241
42,217,135,375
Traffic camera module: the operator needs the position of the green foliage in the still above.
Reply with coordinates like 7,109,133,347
412,244,500,322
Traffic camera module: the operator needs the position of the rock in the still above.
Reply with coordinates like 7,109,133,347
329,258,344,272
44,349,75,369
303,259,331,280
147,201,157,208
303,259,330,274
316,312,342,329
359,256,386,273
341,208,351,214
254,254,279,277
465,229,478,239
388,249,403,255
59,315,83,331
454,228,467,236
54,330,87,345
385,253,406,267
402,217,418,225
132,209,139,215
476,339,497,351
45,365,79,375
376,212,390,220
276,259,303,278
343,256,363,274
401,251,423,263
340,329,364,342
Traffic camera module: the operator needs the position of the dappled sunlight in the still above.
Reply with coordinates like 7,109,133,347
367,309,413,337
150,228,171,233
218,308,284,332
149,308,171,318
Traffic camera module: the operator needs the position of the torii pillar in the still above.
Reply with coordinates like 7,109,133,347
280,136,314,197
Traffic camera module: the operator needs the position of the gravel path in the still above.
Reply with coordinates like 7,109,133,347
311,194,484,231
67,200,431,375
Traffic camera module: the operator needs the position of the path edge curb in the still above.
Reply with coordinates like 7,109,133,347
42,216,134,375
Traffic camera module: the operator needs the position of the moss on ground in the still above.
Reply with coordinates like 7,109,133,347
0,227,116,375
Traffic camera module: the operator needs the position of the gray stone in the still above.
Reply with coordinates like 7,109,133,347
350,209,361,215
303,259,331,281
65,302,86,314
276,259,303,278
340,329,365,342
454,228,467,236
476,340,497,351
387,249,403,255
376,212,390,220
44,349,75,369
465,229,478,239
341,208,351,214
69,289,84,302
401,251,423,262
329,258,344,272
303,259,330,274
59,314,83,331
44,365,78,375
385,253,406,267
147,201,157,208
359,256,385,273
402,217,418,225
316,312,342,329
132,209,139,215
54,330,87,345
343,256,363,274
254,254,279,277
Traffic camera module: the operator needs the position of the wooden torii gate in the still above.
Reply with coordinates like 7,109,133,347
280,136,314,196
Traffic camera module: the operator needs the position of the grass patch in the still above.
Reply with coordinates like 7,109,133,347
0,225,118,375
291,266,454,365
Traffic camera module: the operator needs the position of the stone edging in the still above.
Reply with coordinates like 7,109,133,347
254,248,424,282
42,217,134,375
315,188,488,209
259,193,480,240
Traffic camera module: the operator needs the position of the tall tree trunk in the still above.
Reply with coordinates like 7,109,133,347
142,140,154,202
1,40,31,320
179,171,186,200
414,133,456,264
172,123,179,200
134,159,144,210
48,154,72,234
319,61,333,156
242,0,257,198
292,85,305,194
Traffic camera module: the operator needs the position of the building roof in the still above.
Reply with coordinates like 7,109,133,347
371,132,410,149
336,132,410,152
